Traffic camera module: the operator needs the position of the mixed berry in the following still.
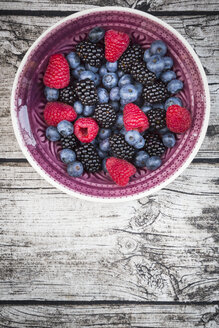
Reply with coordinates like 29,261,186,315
43,26,192,186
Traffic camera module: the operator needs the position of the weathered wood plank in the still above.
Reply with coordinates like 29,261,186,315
0,14,218,159
0,162,218,301
0,304,219,328
0,0,218,12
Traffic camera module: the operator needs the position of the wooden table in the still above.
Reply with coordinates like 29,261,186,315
0,1,218,327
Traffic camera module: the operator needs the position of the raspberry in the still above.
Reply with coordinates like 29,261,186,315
123,103,149,133
105,30,130,62
44,102,77,126
106,157,136,186
43,54,70,89
166,105,192,133
74,118,99,143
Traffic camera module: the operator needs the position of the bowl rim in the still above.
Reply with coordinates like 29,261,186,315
11,6,210,203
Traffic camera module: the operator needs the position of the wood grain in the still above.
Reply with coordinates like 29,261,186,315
0,304,219,328
0,0,219,12
0,14,218,159
0,161,218,301
0,4,218,324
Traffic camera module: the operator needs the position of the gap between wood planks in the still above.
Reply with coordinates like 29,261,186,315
0,10,219,17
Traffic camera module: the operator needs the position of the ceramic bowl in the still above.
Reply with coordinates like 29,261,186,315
11,7,210,202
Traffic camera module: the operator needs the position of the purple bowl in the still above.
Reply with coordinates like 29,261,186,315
11,7,210,202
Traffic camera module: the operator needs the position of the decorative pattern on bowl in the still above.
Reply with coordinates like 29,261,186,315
11,7,210,202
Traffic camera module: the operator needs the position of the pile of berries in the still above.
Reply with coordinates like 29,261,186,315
43,27,192,186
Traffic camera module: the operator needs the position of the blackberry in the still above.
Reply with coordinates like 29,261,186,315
76,78,98,105
144,133,166,157
60,134,79,150
118,44,144,73
130,61,156,85
75,40,104,67
75,144,101,173
143,81,169,104
109,134,135,162
93,104,117,128
147,108,166,130
59,85,77,105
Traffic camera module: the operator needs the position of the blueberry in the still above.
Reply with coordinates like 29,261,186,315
146,156,162,170
159,126,170,135
110,87,120,101
134,150,149,167
97,87,109,103
120,84,138,103
125,130,141,146
85,63,98,73
60,149,76,164
120,127,126,135
46,126,60,141
150,40,167,56
93,73,101,86
120,98,131,106
134,136,145,149
72,65,86,79
118,74,133,88
102,73,118,89
110,101,120,112
57,120,74,137
163,56,173,69
79,70,96,81
97,148,108,159
164,97,182,110
99,128,111,140
99,138,110,152
83,105,95,116
160,70,176,83
99,65,108,77
152,103,164,109
167,79,184,94
117,70,125,78
106,61,118,72
134,82,143,98
44,87,59,101
142,103,152,113
116,114,124,129
162,132,176,148
88,26,105,43
143,49,152,62
66,52,80,69
67,161,84,177
147,55,165,74
102,158,108,172
74,101,83,115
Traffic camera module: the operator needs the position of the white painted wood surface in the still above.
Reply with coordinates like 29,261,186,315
0,0,218,12
0,0,218,326
0,304,219,327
